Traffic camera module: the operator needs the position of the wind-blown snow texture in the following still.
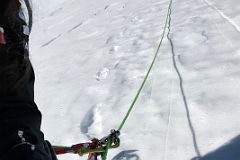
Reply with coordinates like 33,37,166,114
30,0,240,159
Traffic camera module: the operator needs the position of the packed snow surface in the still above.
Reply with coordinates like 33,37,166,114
30,0,240,159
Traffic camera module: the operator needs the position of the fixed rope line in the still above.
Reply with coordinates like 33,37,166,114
102,1,173,160
118,0,173,132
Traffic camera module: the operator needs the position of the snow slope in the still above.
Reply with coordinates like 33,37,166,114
30,0,240,159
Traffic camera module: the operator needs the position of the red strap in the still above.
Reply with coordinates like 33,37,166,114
53,141,99,155
54,146,71,155
0,27,6,44
71,143,84,152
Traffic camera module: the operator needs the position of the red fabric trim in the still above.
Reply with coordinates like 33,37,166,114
0,27,6,44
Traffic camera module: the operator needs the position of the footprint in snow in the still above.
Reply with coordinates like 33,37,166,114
106,36,114,44
80,108,94,136
96,68,110,81
109,46,120,54
104,5,109,10
80,104,103,138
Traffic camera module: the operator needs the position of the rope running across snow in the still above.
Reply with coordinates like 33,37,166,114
102,0,174,159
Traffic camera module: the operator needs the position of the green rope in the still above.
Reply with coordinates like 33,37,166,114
102,0,173,159
118,0,173,132
102,138,113,160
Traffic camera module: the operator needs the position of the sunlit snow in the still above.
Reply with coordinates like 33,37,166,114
30,0,240,159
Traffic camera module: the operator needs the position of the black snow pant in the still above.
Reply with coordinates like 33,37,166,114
0,66,58,160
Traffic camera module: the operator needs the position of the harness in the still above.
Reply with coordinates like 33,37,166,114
53,130,120,160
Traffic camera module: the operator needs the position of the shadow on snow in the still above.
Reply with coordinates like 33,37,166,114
192,135,240,160
111,150,140,160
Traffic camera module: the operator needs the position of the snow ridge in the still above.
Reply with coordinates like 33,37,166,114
203,0,240,33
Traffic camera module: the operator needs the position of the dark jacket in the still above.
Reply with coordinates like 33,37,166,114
0,0,57,159
0,67,57,160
